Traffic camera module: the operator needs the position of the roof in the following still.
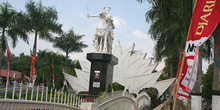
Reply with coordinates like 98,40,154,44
0,69,30,80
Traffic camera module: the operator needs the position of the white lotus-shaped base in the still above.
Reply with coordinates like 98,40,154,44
63,41,175,98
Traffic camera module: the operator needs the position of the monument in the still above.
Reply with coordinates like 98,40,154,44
62,7,175,99
87,7,118,95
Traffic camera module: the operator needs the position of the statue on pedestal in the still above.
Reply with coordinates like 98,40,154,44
87,7,115,53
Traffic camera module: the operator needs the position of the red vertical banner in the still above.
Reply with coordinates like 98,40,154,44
31,54,37,83
52,60,55,88
6,47,11,81
180,0,220,94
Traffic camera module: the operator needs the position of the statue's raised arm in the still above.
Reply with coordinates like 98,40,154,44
87,6,101,18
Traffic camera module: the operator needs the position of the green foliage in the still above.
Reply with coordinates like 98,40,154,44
3,92,18,99
52,29,88,71
63,85,68,93
107,83,112,93
66,60,81,77
0,2,29,49
98,91,108,98
158,73,170,81
139,0,213,80
131,93,137,98
0,2,29,76
137,0,193,79
6,53,30,77
163,55,179,78
139,87,159,109
2,50,81,89
25,0,62,55
202,63,213,99
112,83,124,91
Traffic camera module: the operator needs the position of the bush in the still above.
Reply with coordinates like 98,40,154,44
4,92,18,99
78,91,89,94
107,84,112,93
131,93,137,98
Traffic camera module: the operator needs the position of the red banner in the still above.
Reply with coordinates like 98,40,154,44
6,47,11,80
52,61,55,88
31,54,37,83
180,0,220,93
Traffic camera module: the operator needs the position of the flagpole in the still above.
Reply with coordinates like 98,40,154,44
5,45,11,99
52,59,54,88
172,0,198,108
173,51,186,110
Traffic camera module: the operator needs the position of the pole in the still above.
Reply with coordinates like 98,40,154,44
173,0,197,109
173,52,186,110
30,50,32,83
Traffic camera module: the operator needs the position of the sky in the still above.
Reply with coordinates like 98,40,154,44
1,0,210,72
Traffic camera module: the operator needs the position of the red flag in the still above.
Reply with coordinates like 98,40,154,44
180,0,220,93
52,61,55,88
6,46,11,81
31,54,37,83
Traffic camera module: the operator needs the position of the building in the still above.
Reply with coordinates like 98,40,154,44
0,69,30,84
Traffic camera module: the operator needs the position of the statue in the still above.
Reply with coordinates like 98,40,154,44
87,7,115,53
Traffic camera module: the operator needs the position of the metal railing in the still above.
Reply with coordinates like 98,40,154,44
0,81,85,110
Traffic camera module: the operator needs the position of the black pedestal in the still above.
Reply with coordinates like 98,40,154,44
87,53,118,95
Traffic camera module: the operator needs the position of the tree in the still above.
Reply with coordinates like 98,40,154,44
66,60,81,76
35,50,65,89
53,29,88,72
107,83,112,93
137,0,213,99
139,87,159,109
25,0,62,81
2,49,80,89
213,24,220,92
25,0,62,55
137,0,192,98
202,63,213,99
9,53,31,77
0,2,29,74
112,82,124,91
137,0,193,77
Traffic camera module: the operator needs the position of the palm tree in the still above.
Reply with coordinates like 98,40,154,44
25,0,62,56
53,29,88,72
138,0,213,101
0,2,29,74
143,0,192,76
25,1,62,81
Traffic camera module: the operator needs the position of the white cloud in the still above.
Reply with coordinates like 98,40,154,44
132,29,151,41
69,54,79,60
77,11,85,18
113,16,126,27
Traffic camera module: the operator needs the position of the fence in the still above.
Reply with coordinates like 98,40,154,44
0,80,85,110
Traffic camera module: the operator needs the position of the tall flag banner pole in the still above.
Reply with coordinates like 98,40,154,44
4,44,11,99
6,44,11,82
31,53,37,84
172,52,187,110
180,0,220,94
52,59,55,88
173,0,220,108
172,52,189,98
